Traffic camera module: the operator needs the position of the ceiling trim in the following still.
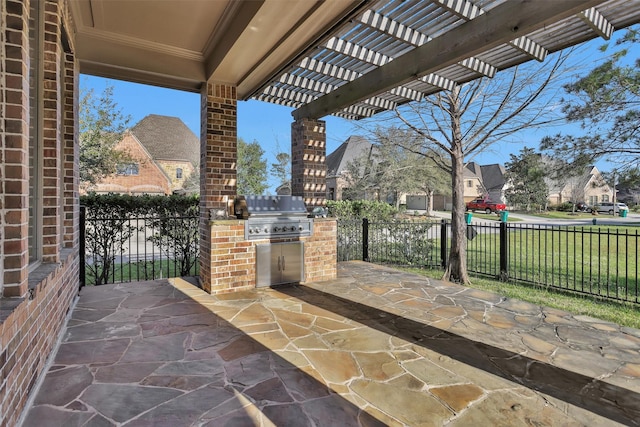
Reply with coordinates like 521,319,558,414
292,0,606,120
203,0,266,79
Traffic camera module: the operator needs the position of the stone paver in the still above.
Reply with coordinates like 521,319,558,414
20,262,640,426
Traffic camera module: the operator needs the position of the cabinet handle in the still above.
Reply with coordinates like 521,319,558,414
282,256,286,271
278,256,282,271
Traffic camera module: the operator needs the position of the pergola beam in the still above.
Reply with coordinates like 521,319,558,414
293,0,606,120
579,7,614,39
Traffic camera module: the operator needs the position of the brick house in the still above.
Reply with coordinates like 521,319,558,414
92,114,200,195
1,1,637,425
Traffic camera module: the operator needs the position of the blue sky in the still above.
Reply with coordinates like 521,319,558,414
80,27,637,192
81,75,359,192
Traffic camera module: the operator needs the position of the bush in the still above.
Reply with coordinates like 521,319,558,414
81,193,199,285
549,202,575,212
326,200,397,220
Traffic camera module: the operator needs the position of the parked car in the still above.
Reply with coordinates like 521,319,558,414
575,202,589,212
594,202,629,215
465,199,507,214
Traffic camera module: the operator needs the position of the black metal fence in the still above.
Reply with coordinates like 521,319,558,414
80,206,200,286
338,218,640,304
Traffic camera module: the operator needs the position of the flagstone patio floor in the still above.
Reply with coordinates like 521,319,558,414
21,261,640,426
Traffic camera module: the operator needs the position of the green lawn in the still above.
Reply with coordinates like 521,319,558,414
465,224,640,302
516,210,640,221
85,258,199,286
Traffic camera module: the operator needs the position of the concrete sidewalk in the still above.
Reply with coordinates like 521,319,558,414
21,262,640,426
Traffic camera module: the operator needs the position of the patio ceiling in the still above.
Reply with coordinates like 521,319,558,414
69,0,640,121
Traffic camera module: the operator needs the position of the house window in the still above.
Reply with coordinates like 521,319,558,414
589,196,598,206
176,168,183,179
467,180,472,188
602,195,609,202
117,163,139,175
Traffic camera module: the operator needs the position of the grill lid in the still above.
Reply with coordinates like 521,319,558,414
235,195,308,219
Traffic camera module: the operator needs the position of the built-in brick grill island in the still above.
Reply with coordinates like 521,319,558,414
205,195,336,294
234,195,314,287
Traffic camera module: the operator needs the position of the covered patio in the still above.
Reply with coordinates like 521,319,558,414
22,262,640,426
4,0,640,424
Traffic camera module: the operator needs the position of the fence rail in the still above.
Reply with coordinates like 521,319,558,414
338,218,640,304
80,206,199,286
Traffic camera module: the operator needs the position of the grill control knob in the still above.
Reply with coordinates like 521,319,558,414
264,227,269,233
273,226,281,232
298,226,303,231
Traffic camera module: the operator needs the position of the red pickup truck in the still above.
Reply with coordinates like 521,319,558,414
465,199,506,214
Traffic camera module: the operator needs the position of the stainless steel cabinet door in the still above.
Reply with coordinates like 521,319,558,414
280,242,304,285
256,242,304,287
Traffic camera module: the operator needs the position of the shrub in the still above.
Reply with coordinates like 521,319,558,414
326,200,397,220
81,193,199,285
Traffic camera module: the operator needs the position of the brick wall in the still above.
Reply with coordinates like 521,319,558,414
0,252,78,427
94,132,171,194
207,220,255,294
302,218,337,283
203,218,337,294
1,0,80,424
3,0,30,298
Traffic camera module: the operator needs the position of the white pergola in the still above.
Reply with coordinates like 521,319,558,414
69,0,640,120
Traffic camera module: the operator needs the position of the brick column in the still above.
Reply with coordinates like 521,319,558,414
2,0,30,296
41,0,63,262
291,118,327,209
62,50,78,248
199,82,237,293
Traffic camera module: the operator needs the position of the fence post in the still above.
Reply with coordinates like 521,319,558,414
79,205,86,290
499,221,508,281
362,217,369,262
440,219,448,268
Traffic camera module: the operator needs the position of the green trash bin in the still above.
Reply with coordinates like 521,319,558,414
465,212,473,224
499,211,509,222
620,209,628,218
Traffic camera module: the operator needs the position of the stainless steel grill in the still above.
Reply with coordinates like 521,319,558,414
234,195,313,241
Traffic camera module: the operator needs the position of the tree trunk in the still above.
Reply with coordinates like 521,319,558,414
442,148,470,283
426,189,434,216
442,86,471,284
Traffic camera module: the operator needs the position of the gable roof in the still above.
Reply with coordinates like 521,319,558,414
465,162,506,191
326,136,375,177
130,115,199,165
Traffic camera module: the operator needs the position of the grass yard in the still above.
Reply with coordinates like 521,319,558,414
465,224,640,303
85,258,199,286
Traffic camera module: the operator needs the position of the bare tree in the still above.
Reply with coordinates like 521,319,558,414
374,52,571,283
373,127,450,213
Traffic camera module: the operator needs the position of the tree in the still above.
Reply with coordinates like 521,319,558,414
376,52,570,283
340,128,450,209
79,84,131,188
237,138,268,194
271,152,291,192
504,148,548,212
373,127,450,213
541,28,640,171
179,162,200,195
